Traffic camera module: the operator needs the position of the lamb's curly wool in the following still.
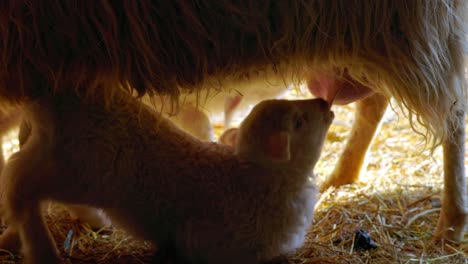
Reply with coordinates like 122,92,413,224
0,0,466,145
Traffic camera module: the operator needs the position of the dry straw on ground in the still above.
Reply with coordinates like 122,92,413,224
0,87,466,263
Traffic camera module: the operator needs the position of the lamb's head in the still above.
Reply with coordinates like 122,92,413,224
235,98,334,168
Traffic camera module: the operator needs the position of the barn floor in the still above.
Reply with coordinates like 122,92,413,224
0,89,466,263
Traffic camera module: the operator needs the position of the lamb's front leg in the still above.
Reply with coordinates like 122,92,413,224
321,93,388,191
16,202,61,264
1,199,61,264
0,152,61,264
435,107,467,241
0,226,20,253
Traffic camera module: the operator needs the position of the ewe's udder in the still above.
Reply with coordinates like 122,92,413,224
307,70,374,105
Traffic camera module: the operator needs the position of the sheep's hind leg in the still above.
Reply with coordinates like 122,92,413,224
435,105,467,242
321,93,388,191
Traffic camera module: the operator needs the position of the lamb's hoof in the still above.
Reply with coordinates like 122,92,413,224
433,210,467,242
68,206,112,230
320,174,357,192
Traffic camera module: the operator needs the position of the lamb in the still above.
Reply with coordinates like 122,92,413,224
0,93,333,264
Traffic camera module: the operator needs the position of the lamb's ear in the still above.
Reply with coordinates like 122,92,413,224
219,128,239,147
263,131,291,161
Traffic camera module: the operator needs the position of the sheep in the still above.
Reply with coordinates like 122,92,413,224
0,0,466,241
